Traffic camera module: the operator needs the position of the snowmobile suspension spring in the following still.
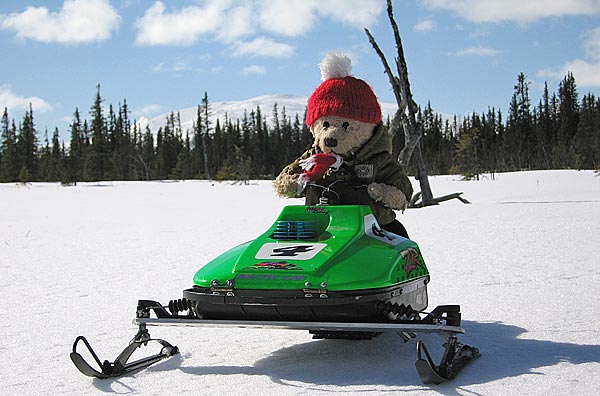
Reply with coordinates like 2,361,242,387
377,301,417,318
168,298,191,314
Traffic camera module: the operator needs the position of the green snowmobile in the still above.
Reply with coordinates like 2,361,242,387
71,204,478,384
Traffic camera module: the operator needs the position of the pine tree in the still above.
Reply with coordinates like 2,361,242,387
299,108,312,150
38,128,63,181
573,93,598,169
452,116,481,179
138,125,155,180
555,72,580,167
65,108,85,184
172,132,192,180
111,100,132,180
269,103,282,174
16,104,39,182
200,93,212,179
1,108,18,182
85,85,109,181
506,73,534,170
212,118,224,174
534,82,556,168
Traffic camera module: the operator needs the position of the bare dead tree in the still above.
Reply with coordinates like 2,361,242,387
365,0,436,207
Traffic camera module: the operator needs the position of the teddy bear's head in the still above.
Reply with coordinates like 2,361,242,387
309,115,375,157
306,53,382,158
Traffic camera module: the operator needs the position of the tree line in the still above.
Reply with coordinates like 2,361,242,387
418,72,600,179
1,73,599,184
0,86,314,184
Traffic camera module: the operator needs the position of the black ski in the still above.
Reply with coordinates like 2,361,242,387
70,329,178,378
415,338,480,384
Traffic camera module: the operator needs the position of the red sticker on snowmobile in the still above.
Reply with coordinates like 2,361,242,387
249,262,304,270
402,248,423,275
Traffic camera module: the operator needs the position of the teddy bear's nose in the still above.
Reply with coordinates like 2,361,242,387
324,138,338,148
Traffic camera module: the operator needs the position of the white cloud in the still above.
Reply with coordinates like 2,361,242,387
537,60,600,87
257,0,384,36
583,26,600,62
150,59,192,73
230,37,295,58
414,19,436,32
241,65,267,75
134,0,384,48
216,5,256,42
537,26,600,87
450,45,501,56
422,0,600,23
0,85,52,113
0,0,120,44
135,1,226,46
257,0,317,36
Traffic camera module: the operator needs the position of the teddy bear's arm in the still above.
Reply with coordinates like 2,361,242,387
374,158,414,202
273,148,316,198
365,156,414,211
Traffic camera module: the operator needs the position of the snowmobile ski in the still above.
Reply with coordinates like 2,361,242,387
415,337,480,384
70,327,178,379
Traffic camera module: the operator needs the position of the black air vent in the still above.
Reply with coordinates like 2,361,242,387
272,221,319,240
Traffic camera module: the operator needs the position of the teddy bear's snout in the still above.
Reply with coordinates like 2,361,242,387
324,137,338,148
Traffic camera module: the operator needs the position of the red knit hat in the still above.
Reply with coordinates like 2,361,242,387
306,53,381,127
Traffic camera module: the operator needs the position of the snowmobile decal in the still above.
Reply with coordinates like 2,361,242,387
255,242,327,260
402,248,423,275
305,206,329,214
236,274,307,281
248,262,304,271
364,214,407,246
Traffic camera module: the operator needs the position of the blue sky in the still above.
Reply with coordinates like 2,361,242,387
1,0,600,141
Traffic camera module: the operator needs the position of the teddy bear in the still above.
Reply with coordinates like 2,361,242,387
274,53,413,238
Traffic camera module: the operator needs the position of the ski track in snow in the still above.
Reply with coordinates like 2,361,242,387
0,170,599,396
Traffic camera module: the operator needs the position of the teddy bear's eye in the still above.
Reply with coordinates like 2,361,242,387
323,121,330,129
342,122,350,130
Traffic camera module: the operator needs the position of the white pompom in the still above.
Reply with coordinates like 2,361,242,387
319,53,352,81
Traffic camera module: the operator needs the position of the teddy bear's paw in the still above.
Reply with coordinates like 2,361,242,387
274,173,301,198
368,182,408,211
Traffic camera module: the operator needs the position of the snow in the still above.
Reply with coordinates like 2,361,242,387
1,170,599,395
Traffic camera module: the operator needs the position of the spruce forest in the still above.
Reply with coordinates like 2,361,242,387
1,72,599,184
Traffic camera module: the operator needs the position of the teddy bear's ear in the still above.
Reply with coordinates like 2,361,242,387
319,53,352,81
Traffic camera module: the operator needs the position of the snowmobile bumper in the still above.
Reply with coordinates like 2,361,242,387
134,299,460,335
182,276,429,323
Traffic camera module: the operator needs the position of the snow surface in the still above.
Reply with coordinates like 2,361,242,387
1,170,599,396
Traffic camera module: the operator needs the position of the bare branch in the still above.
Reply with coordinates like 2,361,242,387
364,28,403,109
364,0,437,206
385,0,419,121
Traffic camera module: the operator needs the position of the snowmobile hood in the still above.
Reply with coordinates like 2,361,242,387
192,205,428,291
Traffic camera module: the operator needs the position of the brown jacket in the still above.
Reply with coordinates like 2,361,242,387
280,124,413,225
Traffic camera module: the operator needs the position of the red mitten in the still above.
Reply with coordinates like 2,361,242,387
297,153,343,193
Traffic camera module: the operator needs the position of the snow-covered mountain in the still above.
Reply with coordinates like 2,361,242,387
138,94,400,133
